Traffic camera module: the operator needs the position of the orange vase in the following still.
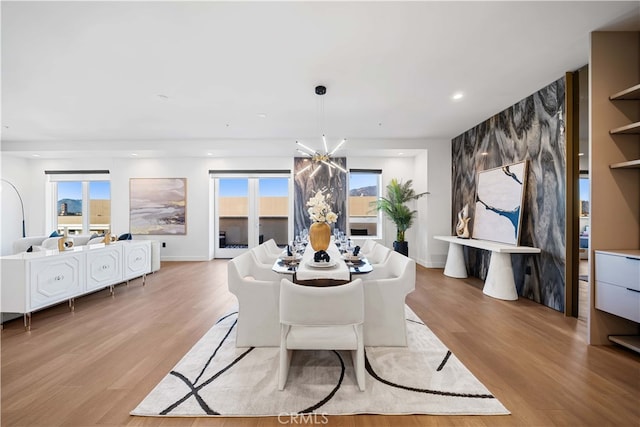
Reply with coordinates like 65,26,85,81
309,222,331,251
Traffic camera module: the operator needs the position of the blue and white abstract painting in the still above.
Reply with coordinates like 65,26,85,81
473,161,527,245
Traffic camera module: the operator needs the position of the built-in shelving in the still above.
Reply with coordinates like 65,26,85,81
608,83,640,170
610,121,640,135
589,32,640,347
610,159,640,169
609,335,640,352
609,83,640,100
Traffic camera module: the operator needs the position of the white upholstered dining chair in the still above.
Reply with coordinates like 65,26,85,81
227,250,281,347
361,251,415,346
263,238,284,258
359,239,377,257
278,278,365,391
251,243,279,265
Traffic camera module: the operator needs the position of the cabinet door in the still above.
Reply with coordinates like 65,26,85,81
29,254,84,311
86,246,123,291
123,243,151,280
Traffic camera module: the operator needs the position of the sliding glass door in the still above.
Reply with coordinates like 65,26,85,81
214,174,290,258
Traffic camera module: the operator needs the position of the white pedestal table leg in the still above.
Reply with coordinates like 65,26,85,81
483,251,518,300
443,242,468,278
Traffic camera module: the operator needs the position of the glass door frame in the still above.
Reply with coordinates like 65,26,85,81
212,172,292,259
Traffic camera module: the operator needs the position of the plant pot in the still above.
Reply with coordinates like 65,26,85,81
309,222,331,251
393,241,408,257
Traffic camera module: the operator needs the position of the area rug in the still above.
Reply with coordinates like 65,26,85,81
131,307,509,417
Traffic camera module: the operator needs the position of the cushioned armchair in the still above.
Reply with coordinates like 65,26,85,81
362,251,415,346
251,243,279,266
278,278,365,391
359,239,377,257
227,250,281,347
263,238,284,258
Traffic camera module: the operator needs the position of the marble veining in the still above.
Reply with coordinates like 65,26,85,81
451,78,566,312
293,157,347,237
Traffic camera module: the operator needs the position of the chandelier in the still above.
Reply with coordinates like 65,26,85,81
296,85,347,178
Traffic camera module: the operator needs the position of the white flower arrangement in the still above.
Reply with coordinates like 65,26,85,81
306,190,338,224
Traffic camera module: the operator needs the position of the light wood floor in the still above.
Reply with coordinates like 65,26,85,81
2,261,638,427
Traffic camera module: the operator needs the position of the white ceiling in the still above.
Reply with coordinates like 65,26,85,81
1,1,639,159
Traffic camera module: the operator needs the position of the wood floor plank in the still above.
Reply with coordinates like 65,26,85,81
2,260,639,427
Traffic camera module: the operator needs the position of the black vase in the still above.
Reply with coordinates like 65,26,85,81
393,241,408,256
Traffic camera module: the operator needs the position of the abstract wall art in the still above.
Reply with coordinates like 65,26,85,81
293,157,347,236
473,161,528,245
130,178,187,235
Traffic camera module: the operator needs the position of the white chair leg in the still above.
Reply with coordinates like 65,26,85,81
352,346,365,391
278,348,292,391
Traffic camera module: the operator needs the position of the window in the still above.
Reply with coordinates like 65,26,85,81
348,170,381,238
47,171,110,235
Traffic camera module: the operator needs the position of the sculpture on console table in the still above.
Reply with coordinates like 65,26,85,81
455,203,471,239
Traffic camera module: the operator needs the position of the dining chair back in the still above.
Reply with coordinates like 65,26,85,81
263,238,284,257
367,243,391,264
362,251,416,346
278,278,365,391
227,251,281,347
252,243,278,265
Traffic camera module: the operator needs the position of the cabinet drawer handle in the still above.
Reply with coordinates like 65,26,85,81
135,256,142,261
102,265,109,270
55,274,64,281
625,257,640,261
626,288,640,294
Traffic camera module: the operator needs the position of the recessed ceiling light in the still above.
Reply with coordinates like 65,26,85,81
207,152,213,156
131,153,138,156
257,113,267,119
398,152,404,156
32,154,40,157
452,92,464,100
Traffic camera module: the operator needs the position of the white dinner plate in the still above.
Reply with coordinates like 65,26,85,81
343,254,363,262
280,255,301,262
306,260,337,268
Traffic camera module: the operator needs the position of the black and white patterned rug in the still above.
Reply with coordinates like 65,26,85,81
131,307,509,417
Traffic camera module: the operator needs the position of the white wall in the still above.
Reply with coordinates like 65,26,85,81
1,144,451,266
1,156,30,255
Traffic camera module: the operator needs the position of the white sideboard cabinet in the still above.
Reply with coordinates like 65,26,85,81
1,241,151,330
595,250,640,352
86,244,123,292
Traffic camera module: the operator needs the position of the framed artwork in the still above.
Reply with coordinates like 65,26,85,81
472,161,527,245
130,178,186,235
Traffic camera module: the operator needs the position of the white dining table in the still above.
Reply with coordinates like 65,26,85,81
295,242,350,281
271,242,372,282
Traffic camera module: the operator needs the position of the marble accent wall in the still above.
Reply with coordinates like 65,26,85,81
451,78,566,312
293,157,347,237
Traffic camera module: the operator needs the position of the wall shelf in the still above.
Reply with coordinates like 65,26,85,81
609,335,640,353
609,83,640,100
610,121,640,135
610,159,640,169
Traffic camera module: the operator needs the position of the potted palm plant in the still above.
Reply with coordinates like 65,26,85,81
374,178,428,256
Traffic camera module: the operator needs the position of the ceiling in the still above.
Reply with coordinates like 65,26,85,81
1,1,639,159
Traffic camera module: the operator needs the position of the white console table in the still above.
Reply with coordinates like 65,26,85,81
434,235,541,300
